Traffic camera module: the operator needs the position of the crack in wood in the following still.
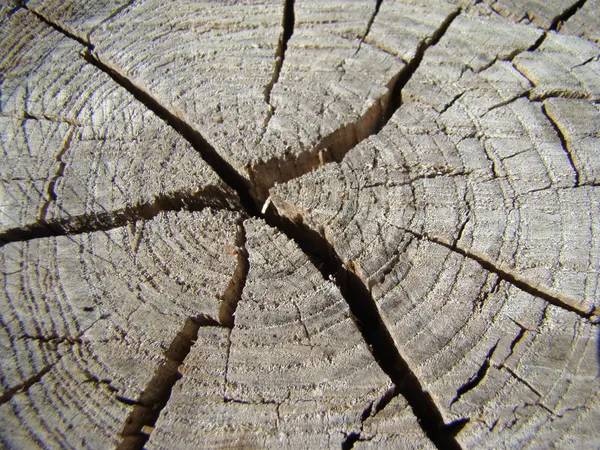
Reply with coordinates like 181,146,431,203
451,341,499,406
260,0,295,140
247,7,462,201
541,102,581,187
262,208,465,450
0,359,60,406
218,221,249,328
402,228,600,323
0,186,235,246
38,126,75,223
22,3,93,49
116,315,221,450
355,0,384,54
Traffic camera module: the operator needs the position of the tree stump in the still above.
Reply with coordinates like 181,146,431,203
1,0,599,448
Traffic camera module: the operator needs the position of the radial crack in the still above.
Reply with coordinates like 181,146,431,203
0,186,236,246
263,209,464,450
0,360,59,406
401,228,600,322
218,221,249,328
541,102,581,187
248,7,461,201
355,0,384,54
22,4,93,49
39,126,75,222
451,341,498,406
262,0,295,118
116,315,220,450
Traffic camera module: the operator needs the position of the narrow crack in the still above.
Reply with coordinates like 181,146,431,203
259,0,295,140
355,0,384,54
527,0,588,52
263,208,465,450
22,3,93,49
0,186,236,246
540,102,580,187
218,222,249,328
116,315,220,450
82,50,258,215
0,359,59,406
247,8,462,201
450,341,498,406
39,126,75,222
401,228,600,322
0,112,84,126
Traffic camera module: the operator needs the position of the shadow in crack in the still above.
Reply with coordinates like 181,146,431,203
597,325,600,378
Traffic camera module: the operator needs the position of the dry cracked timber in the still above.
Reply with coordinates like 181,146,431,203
1,0,599,448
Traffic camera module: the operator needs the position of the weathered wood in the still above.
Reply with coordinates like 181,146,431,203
145,218,432,448
1,0,599,448
0,9,237,239
270,5,600,446
0,209,243,447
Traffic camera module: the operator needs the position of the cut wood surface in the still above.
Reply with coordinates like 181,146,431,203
0,0,599,449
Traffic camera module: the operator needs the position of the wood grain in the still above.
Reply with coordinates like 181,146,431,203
1,0,599,448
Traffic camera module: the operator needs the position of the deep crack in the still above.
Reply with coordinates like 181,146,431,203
0,186,236,246
263,208,465,450
402,228,600,322
116,315,220,450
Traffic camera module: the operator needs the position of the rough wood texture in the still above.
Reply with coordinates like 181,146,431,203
0,209,244,448
0,9,238,239
146,219,431,448
1,0,599,448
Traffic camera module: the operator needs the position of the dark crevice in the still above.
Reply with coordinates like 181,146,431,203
0,186,237,246
23,4,94,49
218,222,249,328
506,327,527,359
116,315,221,450
263,0,295,108
39,127,75,222
263,208,464,450
82,50,259,216
341,432,362,450
258,0,295,144
527,0,588,52
0,359,59,406
451,341,498,406
401,228,599,322
550,0,587,31
247,8,461,201
355,0,384,54
541,103,580,187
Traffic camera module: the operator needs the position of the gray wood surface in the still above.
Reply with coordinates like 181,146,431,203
1,0,599,448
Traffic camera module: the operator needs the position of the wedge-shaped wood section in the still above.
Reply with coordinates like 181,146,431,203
270,10,600,445
514,33,600,101
145,219,432,448
0,9,237,239
0,209,243,448
36,0,464,199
